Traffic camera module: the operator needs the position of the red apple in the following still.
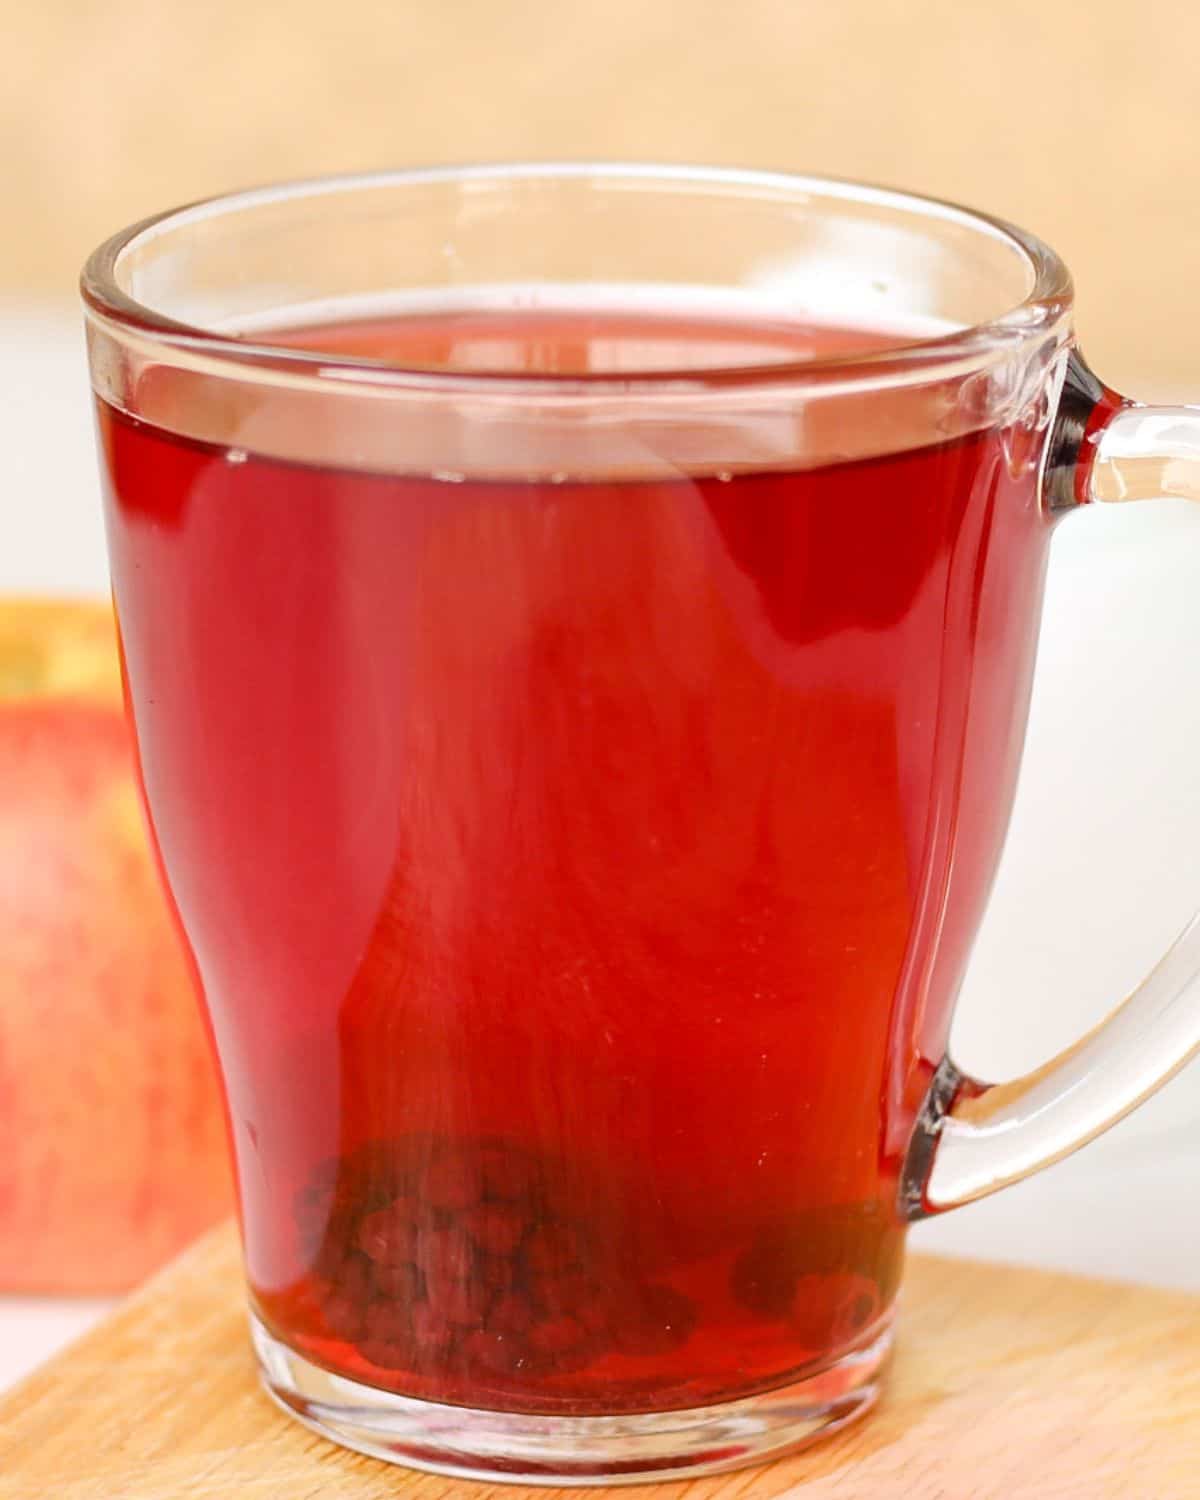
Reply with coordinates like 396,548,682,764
0,598,232,1291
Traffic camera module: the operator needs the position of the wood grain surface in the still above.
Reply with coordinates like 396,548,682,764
1,1221,1198,1497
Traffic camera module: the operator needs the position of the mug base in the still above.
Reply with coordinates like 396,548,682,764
250,1311,893,1485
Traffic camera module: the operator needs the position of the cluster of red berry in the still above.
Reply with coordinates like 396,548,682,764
730,1203,898,1351
297,1138,696,1383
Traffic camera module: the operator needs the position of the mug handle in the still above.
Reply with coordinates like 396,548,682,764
903,355,1200,1218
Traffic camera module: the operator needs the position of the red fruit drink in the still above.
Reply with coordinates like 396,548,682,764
98,306,1048,1413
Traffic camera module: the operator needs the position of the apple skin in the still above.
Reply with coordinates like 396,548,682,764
0,599,232,1292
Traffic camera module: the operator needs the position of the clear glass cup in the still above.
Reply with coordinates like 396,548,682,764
81,165,1200,1484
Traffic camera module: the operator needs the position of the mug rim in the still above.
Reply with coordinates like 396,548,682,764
81,162,1074,396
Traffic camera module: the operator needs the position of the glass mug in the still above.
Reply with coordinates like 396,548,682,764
82,166,1200,1483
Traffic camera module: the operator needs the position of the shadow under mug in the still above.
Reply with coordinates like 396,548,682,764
82,165,1200,1484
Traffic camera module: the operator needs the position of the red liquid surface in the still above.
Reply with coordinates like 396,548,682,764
98,307,1051,1414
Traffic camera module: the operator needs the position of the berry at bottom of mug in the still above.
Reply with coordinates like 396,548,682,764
256,1135,903,1415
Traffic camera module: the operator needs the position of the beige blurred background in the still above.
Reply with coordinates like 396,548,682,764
7,0,1200,1399
2,0,1199,393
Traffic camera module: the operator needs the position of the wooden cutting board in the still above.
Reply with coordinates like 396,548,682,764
2,1222,1198,1498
